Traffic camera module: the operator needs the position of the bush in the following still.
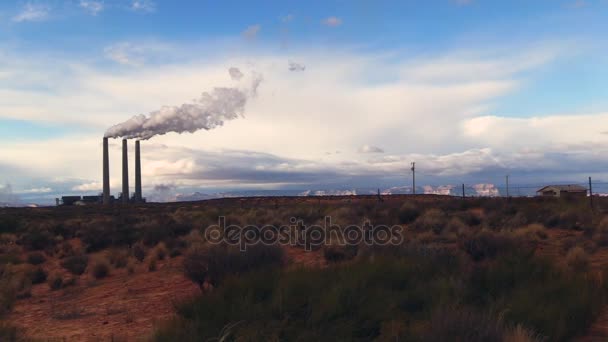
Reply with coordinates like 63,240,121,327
47,274,63,290
154,243,168,260
18,229,55,251
141,221,173,246
0,215,20,234
108,248,129,268
132,242,146,262
323,244,357,263
79,224,112,252
60,255,89,275
413,209,447,234
90,258,110,279
26,252,46,265
0,322,17,341
28,266,47,284
513,224,548,241
169,248,182,258
183,243,285,289
0,252,21,265
566,246,589,271
398,202,420,224
148,258,157,272
461,231,528,261
423,307,504,342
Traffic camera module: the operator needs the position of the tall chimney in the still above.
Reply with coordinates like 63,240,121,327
135,140,142,202
122,139,129,203
102,137,110,205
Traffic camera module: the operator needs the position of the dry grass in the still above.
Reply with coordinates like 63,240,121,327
566,246,590,271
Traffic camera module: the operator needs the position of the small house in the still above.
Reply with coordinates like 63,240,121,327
536,185,587,198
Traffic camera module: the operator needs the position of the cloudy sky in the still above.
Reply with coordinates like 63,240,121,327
1,0,608,204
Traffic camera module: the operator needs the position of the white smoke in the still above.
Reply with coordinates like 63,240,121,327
105,69,262,140
288,60,306,72
229,67,243,80
0,183,20,206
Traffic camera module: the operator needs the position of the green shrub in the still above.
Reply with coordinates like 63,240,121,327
397,202,420,224
90,258,110,279
148,258,157,272
108,248,129,268
60,255,89,275
132,242,146,262
154,242,168,260
0,253,21,265
467,253,604,341
26,252,46,265
28,266,47,284
323,244,357,263
461,231,529,261
423,306,504,342
47,274,63,290
183,243,285,289
413,209,447,234
169,248,182,258
566,247,589,271
18,229,55,251
0,215,20,234
0,322,17,341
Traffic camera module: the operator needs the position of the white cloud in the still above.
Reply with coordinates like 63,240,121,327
1,39,602,197
103,41,172,66
72,182,102,192
131,0,155,12
358,145,384,154
322,16,342,27
80,1,104,15
242,24,261,39
104,42,140,66
13,3,50,22
288,60,306,72
19,187,52,194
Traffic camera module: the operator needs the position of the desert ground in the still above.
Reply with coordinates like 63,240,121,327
2,195,608,341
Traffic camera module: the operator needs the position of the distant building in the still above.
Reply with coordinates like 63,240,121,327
57,194,114,206
536,185,587,198
60,196,82,206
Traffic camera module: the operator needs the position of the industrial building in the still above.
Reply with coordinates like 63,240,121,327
57,138,145,206
536,184,587,198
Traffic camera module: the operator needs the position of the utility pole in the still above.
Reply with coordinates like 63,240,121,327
506,175,510,198
411,162,416,195
462,184,465,199
589,177,594,210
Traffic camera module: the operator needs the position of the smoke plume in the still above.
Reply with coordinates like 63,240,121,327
288,60,306,72
105,69,262,140
229,67,244,80
0,183,19,206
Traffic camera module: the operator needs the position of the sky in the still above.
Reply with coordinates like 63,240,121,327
0,0,608,204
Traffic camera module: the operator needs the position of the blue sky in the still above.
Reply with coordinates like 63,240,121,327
1,0,608,204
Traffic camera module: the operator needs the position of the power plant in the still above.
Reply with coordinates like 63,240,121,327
102,137,145,205
57,137,144,206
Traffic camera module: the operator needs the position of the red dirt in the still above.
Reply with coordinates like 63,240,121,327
8,256,200,341
8,244,324,341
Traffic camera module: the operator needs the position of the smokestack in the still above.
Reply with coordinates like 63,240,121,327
122,139,129,204
102,137,110,205
135,140,142,202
